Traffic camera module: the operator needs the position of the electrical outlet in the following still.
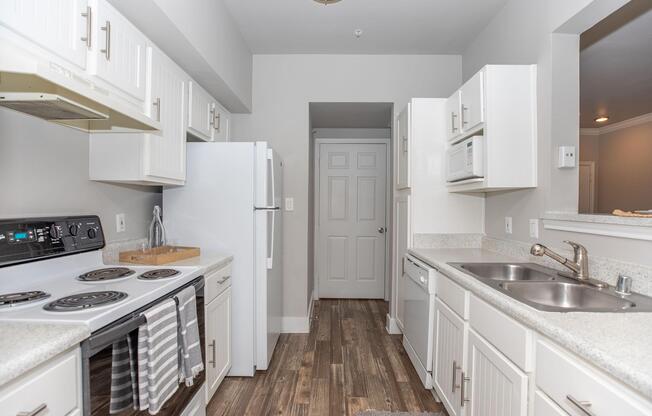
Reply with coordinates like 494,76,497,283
116,213,126,233
285,197,294,212
529,219,539,238
505,217,513,234
558,146,576,168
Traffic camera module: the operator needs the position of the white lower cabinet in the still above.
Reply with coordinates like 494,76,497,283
0,348,82,416
534,390,568,416
394,193,410,331
205,286,232,404
433,298,467,416
465,329,528,416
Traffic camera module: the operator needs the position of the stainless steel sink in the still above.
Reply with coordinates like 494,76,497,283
458,263,557,281
499,281,639,312
449,262,652,313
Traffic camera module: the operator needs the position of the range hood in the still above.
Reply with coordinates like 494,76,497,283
0,38,160,132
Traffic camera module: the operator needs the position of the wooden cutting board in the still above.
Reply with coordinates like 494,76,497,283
119,246,200,265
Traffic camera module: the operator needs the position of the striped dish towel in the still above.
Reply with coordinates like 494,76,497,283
175,286,204,386
137,298,180,414
109,333,138,414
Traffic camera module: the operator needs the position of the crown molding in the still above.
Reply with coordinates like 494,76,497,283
580,112,652,136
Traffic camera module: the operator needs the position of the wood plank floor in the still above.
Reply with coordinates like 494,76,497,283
207,299,445,416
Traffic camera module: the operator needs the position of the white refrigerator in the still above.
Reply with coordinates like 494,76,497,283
163,141,283,376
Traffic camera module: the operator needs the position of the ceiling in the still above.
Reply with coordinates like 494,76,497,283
310,102,393,128
580,1,652,128
222,0,509,54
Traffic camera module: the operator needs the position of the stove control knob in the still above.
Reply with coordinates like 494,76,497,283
87,228,97,239
69,224,79,236
49,224,62,240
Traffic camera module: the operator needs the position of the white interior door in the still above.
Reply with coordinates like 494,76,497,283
579,161,596,213
318,142,387,299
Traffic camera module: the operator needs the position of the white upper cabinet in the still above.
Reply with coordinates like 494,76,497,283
89,45,187,185
187,81,231,142
447,65,537,193
187,80,214,141
145,46,186,181
89,0,147,102
459,71,484,133
396,103,411,189
0,0,89,69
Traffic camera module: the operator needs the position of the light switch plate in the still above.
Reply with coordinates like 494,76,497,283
505,217,513,234
285,197,294,212
558,146,576,168
529,219,539,238
116,213,126,233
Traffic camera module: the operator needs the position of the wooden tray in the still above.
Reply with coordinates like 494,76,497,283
119,246,200,265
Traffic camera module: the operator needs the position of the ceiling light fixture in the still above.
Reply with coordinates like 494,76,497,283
313,0,342,5
594,116,609,123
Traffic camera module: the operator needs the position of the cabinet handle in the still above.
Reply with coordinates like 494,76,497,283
217,275,231,284
152,98,161,122
215,112,221,132
17,403,48,416
100,20,111,61
451,112,458,132
460,372,470,407
461,105,469,126
81,6,92,48
451,360,461,393
209,107,215,127
567,395,596,416
402,136,408,154
209,339,216,368
401,257,405,275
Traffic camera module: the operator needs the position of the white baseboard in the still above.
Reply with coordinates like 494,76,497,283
281,292,315,334
385,313,402,334
281,316,310,333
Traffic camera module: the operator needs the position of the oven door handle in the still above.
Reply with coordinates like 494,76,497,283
86,277,205,354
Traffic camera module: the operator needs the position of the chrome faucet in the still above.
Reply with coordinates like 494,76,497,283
530,241,605,288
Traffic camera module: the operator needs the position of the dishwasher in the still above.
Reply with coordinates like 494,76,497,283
402,254,437,389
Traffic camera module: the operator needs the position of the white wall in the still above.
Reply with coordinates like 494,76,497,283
232,54,462,319
462,0,652,266
0,109,161,243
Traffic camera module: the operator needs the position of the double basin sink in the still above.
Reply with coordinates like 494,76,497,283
449,262,652,312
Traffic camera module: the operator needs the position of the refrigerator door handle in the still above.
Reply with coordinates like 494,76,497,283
267,208,276,269
268,149,276,205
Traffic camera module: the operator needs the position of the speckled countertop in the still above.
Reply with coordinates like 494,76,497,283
409,247,652,401
0,322,89,387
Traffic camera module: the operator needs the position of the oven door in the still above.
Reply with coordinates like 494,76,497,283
80,277,205,416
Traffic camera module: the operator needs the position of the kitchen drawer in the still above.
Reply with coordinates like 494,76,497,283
0,348,81,416
536,339,652,416
436,271,469,319
535,390,569,416
469,294,533,371
205,263,232,304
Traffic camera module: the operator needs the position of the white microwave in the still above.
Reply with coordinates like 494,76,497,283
446,136,484,182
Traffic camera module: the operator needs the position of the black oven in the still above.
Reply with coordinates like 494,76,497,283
80,277,205,415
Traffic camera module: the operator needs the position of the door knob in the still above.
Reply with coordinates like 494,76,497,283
378,227,386,234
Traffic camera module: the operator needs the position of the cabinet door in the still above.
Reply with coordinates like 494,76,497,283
433,299,467,416
465,330,528,416
0,0,88,68
446,91,461,141
211,102,231,142
187,81,215,141
460,71,484,132
145,47,186,181
205,287,232,403
91,0,147,101
394,195,410,330
396,103,411,189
